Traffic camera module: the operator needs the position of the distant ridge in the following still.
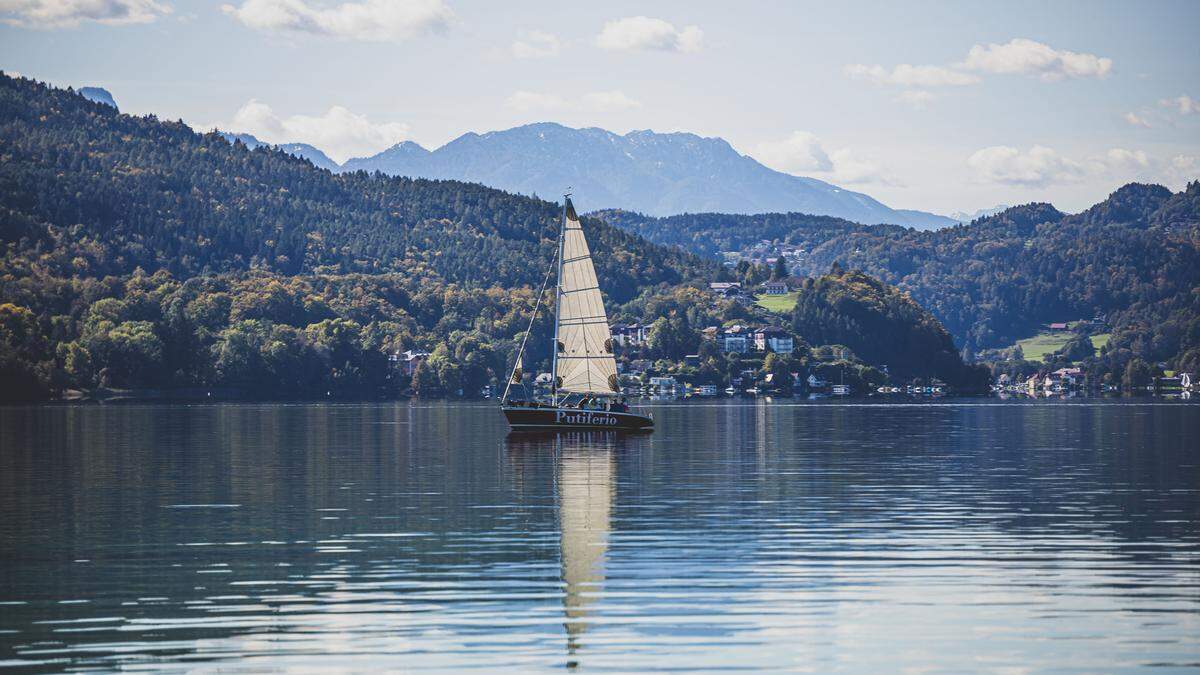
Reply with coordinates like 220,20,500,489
950,204,1010,223
338,122,955,229
217,131,339,172
79,86,117,110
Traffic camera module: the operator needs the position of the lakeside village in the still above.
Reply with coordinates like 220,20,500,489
981,317,1196,399
386,238,1197,401
391,268,1195,400
391,280,901,400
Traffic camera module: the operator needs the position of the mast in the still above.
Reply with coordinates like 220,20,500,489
501,248,557,403
550,194,569,407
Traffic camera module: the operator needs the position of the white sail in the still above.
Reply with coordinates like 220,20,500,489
554,199,620,394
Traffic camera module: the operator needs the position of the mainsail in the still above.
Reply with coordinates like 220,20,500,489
554,199,620,394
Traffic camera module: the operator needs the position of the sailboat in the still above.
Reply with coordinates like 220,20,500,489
501,196,654,431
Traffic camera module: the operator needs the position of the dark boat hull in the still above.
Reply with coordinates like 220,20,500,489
502,405,653,431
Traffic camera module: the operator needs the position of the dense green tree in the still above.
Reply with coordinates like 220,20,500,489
790,269,990,391
1122,358,1156,390
1056,334,1096,361
56,341,94,387
452,333,497,396
762,352,796,393
647,315,698,361
411,359,441,397
772,256,788,280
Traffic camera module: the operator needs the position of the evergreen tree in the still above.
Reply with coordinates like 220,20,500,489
772,256,788,280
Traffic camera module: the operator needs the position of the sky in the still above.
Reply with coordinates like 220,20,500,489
1,0,1198,216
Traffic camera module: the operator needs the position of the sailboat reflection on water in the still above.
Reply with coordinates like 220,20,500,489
504,431,619,668
558,441,613,666
501,196,653,431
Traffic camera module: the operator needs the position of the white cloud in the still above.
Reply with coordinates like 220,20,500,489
1162,155,1199,189
1104,149,1198,191
505,89,641,114
1122,111,1151,128
895,89,936,109
1159,95,1197,115
966,145,1192,189
962,38,1111,81
221,99,410,163
967,145,1087,187
595,16,702,53
825,148,893,185
843,64,979,87
505,90,568,113
844,38,1112,100
753,132,832,173
220,0,453,42
511,29,559,59
0,0,170,28
753,131,894,185
581,90,642,112
1103,148,1150,173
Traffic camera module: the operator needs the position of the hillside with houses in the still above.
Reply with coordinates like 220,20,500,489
597,183,1200,396
1,75,1193,401
0,74,983,401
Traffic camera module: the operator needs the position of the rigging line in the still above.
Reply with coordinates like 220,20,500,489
502,242,559,402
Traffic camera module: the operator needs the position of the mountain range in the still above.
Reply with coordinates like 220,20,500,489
2,73,1194,400
223,122,956,229
218,132,340,172
949,204,1010,223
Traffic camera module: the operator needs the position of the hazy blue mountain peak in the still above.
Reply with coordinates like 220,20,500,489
275,142,338,172
216,132,337,171
950,204,1011,223
79,86,117,110
219,131,264,148
338,122,955,228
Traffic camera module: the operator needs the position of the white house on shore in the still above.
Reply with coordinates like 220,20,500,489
648,376,678,391
610,323,649,347
391,349,431,376
753,327,794,354
717,325,751,354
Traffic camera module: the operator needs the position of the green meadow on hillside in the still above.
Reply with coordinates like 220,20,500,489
1016,330,1112,362
755,291,800,313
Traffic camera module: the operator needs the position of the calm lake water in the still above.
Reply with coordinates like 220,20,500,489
1,400,1198,672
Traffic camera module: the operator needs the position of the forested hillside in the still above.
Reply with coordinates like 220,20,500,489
0,74,717,400
602,184,1200,376
5,73,1168,401
790,268,990,389
787,185,1200,370
594,209,891,259
0,75,701,296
